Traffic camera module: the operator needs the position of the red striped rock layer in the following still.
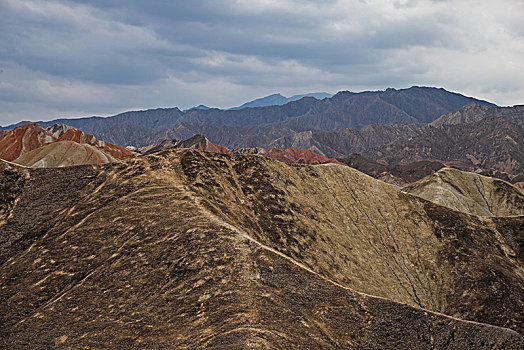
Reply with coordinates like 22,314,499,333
57,129,134,160
0,123,134,167
262,147,345,166
0,123,55,161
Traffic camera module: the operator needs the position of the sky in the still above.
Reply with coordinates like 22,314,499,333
1,0,524,126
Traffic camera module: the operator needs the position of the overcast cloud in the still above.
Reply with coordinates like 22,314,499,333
1,0,523,125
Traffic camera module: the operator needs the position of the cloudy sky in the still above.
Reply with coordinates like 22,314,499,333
1,0,523,125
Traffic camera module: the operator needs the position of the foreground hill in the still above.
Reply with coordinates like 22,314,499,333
404,168,524,217
364,116,524,175
1,150,523,348
0,123,134,167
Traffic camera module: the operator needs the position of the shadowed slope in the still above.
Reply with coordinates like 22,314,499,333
404,168,524,217
0,151,523,348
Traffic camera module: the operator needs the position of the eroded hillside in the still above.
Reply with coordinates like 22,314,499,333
177,150,524,332
404,168,524,217
0,150,523,348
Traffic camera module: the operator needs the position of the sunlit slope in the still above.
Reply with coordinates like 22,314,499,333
404,167,524,217
176,150,523,332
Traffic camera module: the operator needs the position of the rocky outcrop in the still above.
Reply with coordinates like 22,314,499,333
46,123,74,138
229,147,265,155
0,130,10,142
139,134,229,155
404,168,524,217
0,151,522,348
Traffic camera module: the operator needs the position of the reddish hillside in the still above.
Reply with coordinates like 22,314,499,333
0,123,134,166
57,128,134,159
13,141,120,167
0,130,10,142
0,123,55,161
263,147,345,165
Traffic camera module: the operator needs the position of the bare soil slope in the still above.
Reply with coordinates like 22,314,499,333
0,150,522,348
12,141,119,167
404,168,524,217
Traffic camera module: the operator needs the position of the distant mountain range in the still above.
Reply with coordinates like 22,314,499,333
4,85,523,181
363,116,524,175
1,87,495,147
168,92,331,113
228,92,332,110
182,104,210,112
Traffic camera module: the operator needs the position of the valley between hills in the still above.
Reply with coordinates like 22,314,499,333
1,87,524,348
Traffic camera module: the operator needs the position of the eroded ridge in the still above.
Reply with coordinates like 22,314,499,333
0,151,522,348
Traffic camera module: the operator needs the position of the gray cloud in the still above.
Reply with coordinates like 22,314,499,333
1,0,524,125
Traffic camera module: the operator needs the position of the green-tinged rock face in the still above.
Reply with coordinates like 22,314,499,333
0,150,523,348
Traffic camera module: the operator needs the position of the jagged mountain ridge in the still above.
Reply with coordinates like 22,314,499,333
338,153,446,185
103,121,305,148
267,123,426,157
431,103,524,127
1,87,495,145
364,116,524,175
0,150,523,348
